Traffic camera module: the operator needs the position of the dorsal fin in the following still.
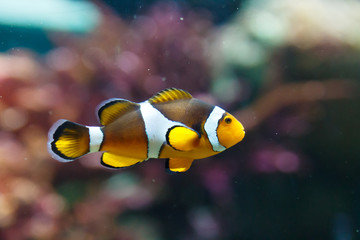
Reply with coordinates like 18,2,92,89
148,88,192,104
97,98,139,125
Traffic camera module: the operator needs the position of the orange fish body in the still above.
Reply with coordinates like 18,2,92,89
48,88,245,173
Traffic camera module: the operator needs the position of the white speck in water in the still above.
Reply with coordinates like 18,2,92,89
180,17,184,21
161,77,167,81
356,229,359,233
152,178,155,183
147,68,150,71
48,111,53,115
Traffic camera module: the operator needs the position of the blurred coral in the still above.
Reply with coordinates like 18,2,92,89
0,0,359,239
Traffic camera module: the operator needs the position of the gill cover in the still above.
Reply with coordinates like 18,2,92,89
217,113,245,149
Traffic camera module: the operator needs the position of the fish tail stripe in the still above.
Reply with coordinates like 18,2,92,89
204,106,227,152
88,127,104,153
48,120,91,162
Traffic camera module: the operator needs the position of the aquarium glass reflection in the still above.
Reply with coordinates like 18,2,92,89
0,0,359,239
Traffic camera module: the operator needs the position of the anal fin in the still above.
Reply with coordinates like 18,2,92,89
101,152,143,169
165,158,194,174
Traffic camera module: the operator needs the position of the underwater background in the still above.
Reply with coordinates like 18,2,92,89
0,0,359,239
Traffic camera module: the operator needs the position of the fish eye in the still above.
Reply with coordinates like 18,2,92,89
224,116,232,124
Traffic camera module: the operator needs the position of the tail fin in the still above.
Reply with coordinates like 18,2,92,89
48,120,90,162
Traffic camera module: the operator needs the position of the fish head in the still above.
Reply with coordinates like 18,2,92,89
216,113,245,149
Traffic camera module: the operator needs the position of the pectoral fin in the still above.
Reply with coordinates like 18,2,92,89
165,158,194,173
166,126,200,151
101,152,143,169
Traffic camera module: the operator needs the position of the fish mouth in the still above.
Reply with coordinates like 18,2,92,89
239,130,245,142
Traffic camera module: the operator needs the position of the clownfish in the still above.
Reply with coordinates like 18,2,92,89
48,88,245,173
